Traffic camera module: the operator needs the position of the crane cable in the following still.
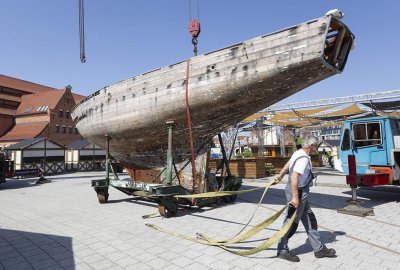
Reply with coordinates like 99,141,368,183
185,60,197,196
79,0,86,63
185,0,201,196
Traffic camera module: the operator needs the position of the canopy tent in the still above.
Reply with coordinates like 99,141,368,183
378,111,400,117
361,100,400,111
305,104,366,121
267,105,336,122
240,99,400,128
242,113,268,122
241,123,274,131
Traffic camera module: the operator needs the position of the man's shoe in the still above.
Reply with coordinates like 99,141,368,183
314,247,336,258
277,252,300,262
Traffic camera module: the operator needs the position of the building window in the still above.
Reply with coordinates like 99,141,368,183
37,105,49,112
66,111,70,118
59,110,63,118
69,126,72,134
62,125,66,134
55,125,59,133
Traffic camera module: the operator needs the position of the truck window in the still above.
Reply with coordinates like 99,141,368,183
352,122,381,148
341,128,350,150
390,119,400,136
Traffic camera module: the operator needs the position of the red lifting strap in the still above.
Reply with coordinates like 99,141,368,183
189,19,201,38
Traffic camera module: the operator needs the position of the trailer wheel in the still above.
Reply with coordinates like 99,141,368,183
158,198,178,218
95,187,109,204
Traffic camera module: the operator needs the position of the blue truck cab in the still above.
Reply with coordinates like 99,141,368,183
339,116,400,185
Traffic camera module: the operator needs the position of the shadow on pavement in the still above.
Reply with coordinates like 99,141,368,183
0,178,39,190
238,183,399,210
0,228,75,269
291,230,345,255
344,187,400,205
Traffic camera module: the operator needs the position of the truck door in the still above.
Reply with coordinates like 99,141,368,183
350,121,388,174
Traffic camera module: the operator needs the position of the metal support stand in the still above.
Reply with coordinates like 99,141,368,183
337,155,374,217
105,134,110,180
337,186,374,217
218,133,232,178
165,121,175,185
93,134,110,204
217,133,240,203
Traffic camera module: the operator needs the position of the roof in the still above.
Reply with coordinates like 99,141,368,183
72,93,85,104
67,139,90,149
0,122,48,141
16,89,67,115
324,139,341,147
4,137,64,150
0,74,58,94
4,138,46,149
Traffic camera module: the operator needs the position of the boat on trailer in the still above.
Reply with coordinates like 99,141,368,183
72,12,354,216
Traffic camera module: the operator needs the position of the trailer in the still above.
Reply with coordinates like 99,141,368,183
91,130,242,218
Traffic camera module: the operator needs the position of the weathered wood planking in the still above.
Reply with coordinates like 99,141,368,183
72,15,354,171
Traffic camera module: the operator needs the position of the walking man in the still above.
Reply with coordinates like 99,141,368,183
274,135,336,262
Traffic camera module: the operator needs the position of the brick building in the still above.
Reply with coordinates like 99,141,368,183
0,74,85,148
0,74,58,136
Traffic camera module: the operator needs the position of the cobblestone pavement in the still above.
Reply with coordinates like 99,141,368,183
0,171,399,269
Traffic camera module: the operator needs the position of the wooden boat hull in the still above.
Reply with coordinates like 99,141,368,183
72,15,354,171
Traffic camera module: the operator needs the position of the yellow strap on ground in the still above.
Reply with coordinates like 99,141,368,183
174,187,262,199
145,205,296,255
197,179,276,243
145,223,215,245
214,209,297,256
146,179,297,256
197,204,286,245
142,212,160,219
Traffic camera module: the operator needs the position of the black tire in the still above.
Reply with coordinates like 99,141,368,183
96,187,109,204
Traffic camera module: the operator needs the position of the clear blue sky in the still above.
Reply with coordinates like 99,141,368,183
1,0,399,104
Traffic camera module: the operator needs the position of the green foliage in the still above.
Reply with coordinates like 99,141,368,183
238,150,252,158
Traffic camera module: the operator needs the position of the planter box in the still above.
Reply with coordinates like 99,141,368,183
209,158,266,179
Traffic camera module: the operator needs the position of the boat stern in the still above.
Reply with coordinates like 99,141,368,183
322,16,355,73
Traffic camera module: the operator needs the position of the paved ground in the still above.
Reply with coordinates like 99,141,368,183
0,169,399,270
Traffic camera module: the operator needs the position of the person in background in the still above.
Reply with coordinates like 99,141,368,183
273,135,336,262
323,149,334,168
295,135,303,150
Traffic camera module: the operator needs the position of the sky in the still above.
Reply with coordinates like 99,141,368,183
1,0,399,105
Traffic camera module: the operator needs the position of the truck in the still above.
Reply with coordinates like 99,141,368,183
339,115,400,186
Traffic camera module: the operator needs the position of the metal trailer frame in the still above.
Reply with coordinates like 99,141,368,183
91,123,242,218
